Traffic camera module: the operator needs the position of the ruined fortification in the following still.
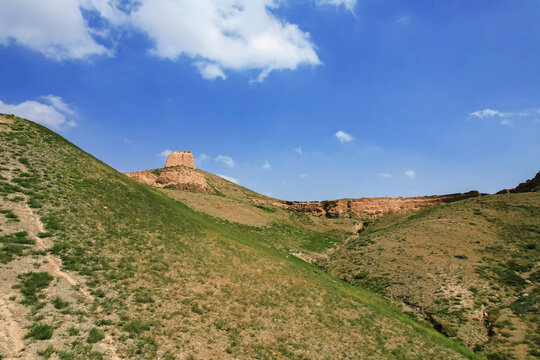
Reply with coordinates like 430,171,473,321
165,151,195,169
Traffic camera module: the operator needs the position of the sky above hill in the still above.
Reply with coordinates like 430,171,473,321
0,0,539,201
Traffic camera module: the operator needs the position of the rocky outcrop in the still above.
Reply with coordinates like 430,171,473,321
165,151,195,169
255,191,482,219
125,167,210,193
497,171,540,194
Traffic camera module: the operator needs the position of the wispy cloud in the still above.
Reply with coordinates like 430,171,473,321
294,147,303,155
378,173,392,178
316,0,357,11
218,174,238,184
405,170,415,178
262,161,271,170
469,107,535,126
195,62,226,80
197,153,209,163
396,15,410,25
500,119,513,127
335,130,354,143
159,149,172,157
215,155,235,168
0,95,76,130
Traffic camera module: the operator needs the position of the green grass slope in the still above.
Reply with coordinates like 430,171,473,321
0,114,481,359
322,192,539,359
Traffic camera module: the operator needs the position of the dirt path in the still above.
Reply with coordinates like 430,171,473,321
0,295,25,359
19,203,121,359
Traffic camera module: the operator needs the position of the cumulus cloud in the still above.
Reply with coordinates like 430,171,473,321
335,130,353,143
0,0,352,80
215,154,235,168
218,174,238,184
405,170,415,178
262,161,271,170
0,95,76,130
378,173,392,178
0,0,111,60
131,0,321,82
159,149,173,157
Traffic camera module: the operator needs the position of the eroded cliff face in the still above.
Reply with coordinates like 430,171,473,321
165,151,195,169
497,171,540,194
124,168,210,193
255,191,482,219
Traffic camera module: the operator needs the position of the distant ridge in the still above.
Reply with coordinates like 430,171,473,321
497,171,540,194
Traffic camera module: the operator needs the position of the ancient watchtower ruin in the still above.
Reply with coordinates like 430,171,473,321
165,151,195,169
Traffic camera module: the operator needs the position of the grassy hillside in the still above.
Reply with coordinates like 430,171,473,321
321,192,539,359
0,115,482,359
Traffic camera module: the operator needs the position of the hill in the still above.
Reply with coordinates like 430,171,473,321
125,153,539,359
319,191,540,359
0,115,482,359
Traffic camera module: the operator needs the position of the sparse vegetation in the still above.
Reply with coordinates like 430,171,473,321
4,115,535,359
16,272,54,306
87,328,105,344
25,323,53,340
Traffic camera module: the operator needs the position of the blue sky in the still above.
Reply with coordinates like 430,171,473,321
0,0,539,201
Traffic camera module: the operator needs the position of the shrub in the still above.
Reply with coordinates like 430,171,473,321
52,297,70,309
123,319,151,336
67,327,79,336
25,323,53,340
17,272,54,305
87,328,105,344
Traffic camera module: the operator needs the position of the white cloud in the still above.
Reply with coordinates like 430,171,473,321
215,154,235,168
378,173,392,178
160,149,173,157
469,107,537,127
469,109,506,119
316,0,357,11
299,173,309,178
0,96,76,130
197,153,209,163
405,170,415,178
217,174,238,184
335,130,353,143
131,0,322,82
469,108,531,119
294,147,303,155
262,161,271,170
196,62,226,80
0,0,111,60
0,0,351,80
